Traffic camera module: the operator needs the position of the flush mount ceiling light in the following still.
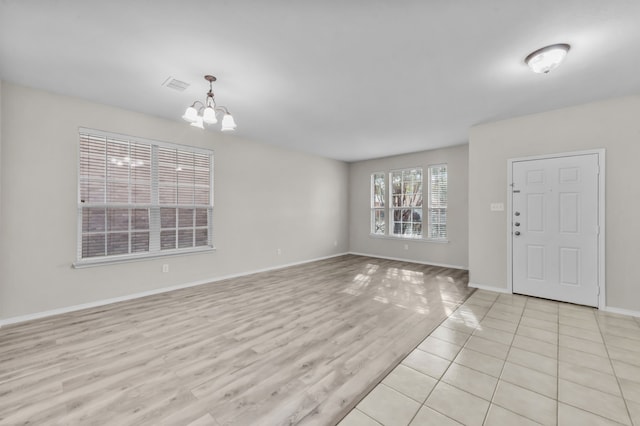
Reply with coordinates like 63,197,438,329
525,43,570,74
182,75,236,131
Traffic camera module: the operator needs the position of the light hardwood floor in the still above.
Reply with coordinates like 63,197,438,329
0,255,473,425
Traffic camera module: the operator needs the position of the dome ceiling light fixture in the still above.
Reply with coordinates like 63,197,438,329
525,43,571,74
182,75,236,131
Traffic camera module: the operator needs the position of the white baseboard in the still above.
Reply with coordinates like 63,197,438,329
348,252,467,271
468,282,512,294
602,305,640,319
0,252,349,327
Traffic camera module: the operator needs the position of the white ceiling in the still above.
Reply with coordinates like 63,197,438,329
2,1,640,162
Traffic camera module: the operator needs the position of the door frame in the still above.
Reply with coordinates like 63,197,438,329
506,149,606,309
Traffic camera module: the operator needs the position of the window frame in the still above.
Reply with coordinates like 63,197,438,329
74,128,215,268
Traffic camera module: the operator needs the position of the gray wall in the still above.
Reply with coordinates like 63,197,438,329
469,95,640,312
0,82,349,320
0,80,3,320
349,145,469,269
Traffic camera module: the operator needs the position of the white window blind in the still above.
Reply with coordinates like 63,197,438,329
390,168,423,238
77,129,213,265
371,172,386,235
428,164,447,240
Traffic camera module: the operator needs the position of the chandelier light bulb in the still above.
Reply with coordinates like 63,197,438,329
221,113,237,131
203,106,217,124
525,44,570,74
182,106,198,123
190,115,205,129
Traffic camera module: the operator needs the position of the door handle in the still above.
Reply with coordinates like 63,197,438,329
514,231,521,236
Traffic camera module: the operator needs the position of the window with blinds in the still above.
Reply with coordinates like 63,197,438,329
428,164,448,240
77,129,213,265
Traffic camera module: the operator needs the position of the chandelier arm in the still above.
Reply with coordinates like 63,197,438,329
214,105,231,114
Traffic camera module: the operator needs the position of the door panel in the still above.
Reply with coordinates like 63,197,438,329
512,154,599,306
559,247,579,285
559,192,579,233
527,245,545,280
527,193,545,231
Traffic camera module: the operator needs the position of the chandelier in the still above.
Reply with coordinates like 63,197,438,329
182,75,237,131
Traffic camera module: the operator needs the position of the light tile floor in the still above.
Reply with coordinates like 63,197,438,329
338,290,640,426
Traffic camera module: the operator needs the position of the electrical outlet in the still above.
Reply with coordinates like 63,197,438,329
333,240,338,247
404,244,409,250
277,248,282,255
162,264,169,273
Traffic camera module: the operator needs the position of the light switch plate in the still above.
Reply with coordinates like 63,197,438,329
490,202,505,211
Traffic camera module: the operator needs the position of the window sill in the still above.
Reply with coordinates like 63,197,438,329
368,234,449,244
72,246,216,268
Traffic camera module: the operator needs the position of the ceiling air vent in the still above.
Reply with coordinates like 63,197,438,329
161,76,190,92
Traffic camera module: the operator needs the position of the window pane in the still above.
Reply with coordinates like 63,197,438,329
392,209,402,235
178,229,194,249
159,185,177,205
413,188,423,207
194,162,210,185
372,210,385,235
158,148,178,183
106,181,129,203
107,208,129,231
430,208,446,224
82,234,105,258
80,135,106,179
131,232,150,253
80,179,105,203
391,173,402,196
159,161,177,183
160,208,176,228
195,209,208,227
132,208,149,230
107,233,129,255
194,187,210,205
177,185,194,204
106,140,130,183
195,228,208,247
177,151,195,184
82,208,106,232
161,230,176,250
178,208,194,228
131,183,151,204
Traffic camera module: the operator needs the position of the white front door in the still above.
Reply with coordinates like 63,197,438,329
512,154,600,306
